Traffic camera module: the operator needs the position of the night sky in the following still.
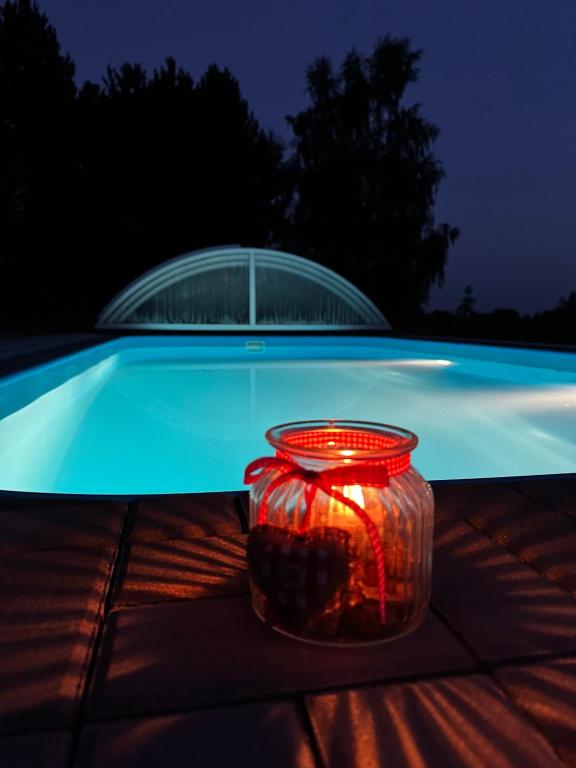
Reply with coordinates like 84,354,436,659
39,0,576,315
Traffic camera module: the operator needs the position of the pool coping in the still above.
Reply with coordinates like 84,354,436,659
1,472,576,504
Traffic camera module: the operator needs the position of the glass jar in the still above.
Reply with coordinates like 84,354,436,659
245,420,434,646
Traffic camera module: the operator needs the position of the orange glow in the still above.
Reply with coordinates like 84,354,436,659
343,484,365,508
329,484,366,516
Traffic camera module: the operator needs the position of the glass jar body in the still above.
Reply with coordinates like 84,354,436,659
247,429,434,646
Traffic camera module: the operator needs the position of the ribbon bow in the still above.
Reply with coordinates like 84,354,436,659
244,455,390,623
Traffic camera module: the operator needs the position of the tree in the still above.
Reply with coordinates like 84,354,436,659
557,290,576,313
77,61,287,314
285,38,458,325
528,290,576,344
0,0,77,328
456,285,476,318
0,0,289,330
193,65,286,248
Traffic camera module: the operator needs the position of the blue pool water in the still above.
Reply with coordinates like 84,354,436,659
0,335,575,494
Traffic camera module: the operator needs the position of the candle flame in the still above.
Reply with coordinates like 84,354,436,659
343,484,365,509
328,484,366,525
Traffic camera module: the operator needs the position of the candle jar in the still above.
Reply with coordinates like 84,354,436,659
245,420,434,646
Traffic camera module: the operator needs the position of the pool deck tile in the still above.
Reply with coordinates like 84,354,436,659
431,480,542,520
0,621,96,734
0,730,72,768
0,546,115,630
114,534,248,607
0,499,127,553
305,674,563,768
469,506,576,594
88,597,475,720
507,477,576,519
130,493,242,542
495,658,576,766
431,515,576,662
76,702,316,768
1,478,576,765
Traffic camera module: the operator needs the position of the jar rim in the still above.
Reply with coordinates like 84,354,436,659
265,420,418,462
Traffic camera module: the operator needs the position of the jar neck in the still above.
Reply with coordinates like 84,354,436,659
274,448,411,477
266,421,416,477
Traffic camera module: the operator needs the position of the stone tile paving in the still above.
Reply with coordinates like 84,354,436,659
510,477,576,518
0,499,126,553
496,658,576,767
114,534,248,606
131,493,240,541
306,675,563,767
0,731,72,768
0,500,127,748
431,480,536,521
431,515,576,661
89,598,473,719
1,548,117,629
469,503,576,595
0,622,97,735
0,478,575,767
77,702,316,768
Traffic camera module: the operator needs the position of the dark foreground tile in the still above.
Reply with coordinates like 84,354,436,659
0,730,71,768
77,702,314,768
115,535,248,606
496,658,576,767
432,517,576,661
131,493,240,541
89,597,474,719
306,675,561,768
0,499,126,552
0,621,95,734
431,480,540,520
0,546,114,629
509,477,576,517
469,506,576,594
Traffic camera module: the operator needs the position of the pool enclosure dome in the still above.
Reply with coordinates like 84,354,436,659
97,246,390,331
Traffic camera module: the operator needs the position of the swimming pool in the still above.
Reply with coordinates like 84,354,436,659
1,335,575,494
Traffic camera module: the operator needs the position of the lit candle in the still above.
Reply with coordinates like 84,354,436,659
244,420,434,645
328,483,366,527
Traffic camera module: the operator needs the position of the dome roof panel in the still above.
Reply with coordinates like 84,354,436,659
97,247,389,330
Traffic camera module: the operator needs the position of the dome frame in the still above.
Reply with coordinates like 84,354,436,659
96,246,390,330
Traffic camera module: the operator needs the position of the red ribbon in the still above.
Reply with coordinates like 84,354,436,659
244,455,390,623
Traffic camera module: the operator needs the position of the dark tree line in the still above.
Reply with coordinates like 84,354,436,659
417,288,576,346
2,0,456,331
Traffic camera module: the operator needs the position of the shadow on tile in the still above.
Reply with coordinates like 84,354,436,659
78,702,314,767
0,622,95,734
307,674,561,767
432,517,576,661
116,535,248,605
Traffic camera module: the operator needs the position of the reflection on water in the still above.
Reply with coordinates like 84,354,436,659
1,353,575,493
